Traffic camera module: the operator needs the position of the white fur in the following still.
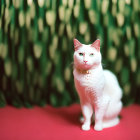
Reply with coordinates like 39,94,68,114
73,42,122,131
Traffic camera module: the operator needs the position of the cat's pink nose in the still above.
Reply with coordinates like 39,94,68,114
84,60,88,63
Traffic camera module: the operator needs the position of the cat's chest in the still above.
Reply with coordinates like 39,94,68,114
75,73,95,87
73,68,105,90
74,70,102,87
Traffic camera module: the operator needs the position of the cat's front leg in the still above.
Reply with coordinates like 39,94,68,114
81,103,93,131
94,95,110,131
94,110,104,131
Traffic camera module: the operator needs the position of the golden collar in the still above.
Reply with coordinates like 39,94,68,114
75,63,100,74
76,68,90,74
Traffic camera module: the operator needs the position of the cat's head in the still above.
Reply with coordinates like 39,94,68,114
73,39,101,70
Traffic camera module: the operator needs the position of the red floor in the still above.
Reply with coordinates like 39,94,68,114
0,104,140,140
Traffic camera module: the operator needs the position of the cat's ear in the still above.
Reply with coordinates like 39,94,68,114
73,39,82,50
91,39,100,52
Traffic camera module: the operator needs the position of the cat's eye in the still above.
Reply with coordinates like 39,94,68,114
90,53,94,56
79,53,83,56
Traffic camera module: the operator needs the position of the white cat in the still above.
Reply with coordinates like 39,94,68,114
73,39,122,131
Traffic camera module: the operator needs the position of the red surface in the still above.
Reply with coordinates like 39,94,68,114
0,104,140,140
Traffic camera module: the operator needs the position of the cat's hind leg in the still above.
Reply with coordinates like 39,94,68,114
104,101,122,120
81,104,93,131
103,101,122,128
103,117,119,128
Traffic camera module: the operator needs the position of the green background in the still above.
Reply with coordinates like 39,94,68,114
0,0,140,108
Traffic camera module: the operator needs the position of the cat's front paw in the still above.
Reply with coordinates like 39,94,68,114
94,123,103,131
82,123,90,131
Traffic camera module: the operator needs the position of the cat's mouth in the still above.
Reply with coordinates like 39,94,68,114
84,63,89,66
83,62,90,66
82,62,100,70
82,63,91,69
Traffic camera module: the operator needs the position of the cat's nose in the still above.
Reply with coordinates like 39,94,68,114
84,60,88,63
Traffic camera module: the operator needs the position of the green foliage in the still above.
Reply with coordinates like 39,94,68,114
0,0,140,107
